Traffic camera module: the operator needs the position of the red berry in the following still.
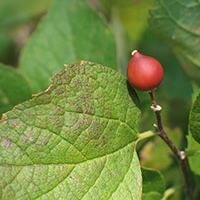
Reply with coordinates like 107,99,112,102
127,50,164,91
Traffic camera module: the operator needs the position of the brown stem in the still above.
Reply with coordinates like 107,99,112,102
149,91,193,200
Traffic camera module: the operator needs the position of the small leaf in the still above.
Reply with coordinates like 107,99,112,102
148,0,200,81
142,167,165,195
142,192,162,200
0,63,32,115
187,134,200,176
189,89,200,143
19,0,118,93
0,62,141,199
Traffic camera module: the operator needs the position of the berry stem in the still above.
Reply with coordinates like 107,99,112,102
149,91,193,200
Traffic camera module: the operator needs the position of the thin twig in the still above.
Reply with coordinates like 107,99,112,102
149,91,193,200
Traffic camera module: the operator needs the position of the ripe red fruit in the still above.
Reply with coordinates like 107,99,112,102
127,50,164,91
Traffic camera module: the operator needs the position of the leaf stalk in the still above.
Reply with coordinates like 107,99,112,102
138,131,156,141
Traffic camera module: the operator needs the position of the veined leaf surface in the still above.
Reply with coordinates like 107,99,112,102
0,62,141,199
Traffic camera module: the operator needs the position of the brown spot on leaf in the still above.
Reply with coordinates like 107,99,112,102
2,139,11,148
77,106,83,113
85,103,93,114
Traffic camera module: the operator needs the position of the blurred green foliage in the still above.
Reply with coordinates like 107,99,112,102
0,0,54,66
0,0,199,199
0,0,54,28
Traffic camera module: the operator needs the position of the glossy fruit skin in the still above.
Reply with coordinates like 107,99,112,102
127,51,164,91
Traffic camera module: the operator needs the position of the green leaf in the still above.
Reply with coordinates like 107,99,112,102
142,167,165,195
19,0,118,93
187,133,200,196
163,166,183,200
142,192,162,200
0,62,141,199
187,134,200,176
0,0,54,27
148,0,200,81
188,90,200,191
0,64,32,115
189,90,200,143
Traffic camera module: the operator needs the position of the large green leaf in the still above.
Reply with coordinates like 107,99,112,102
148,0,200,81
189,90,200,143
0,62,141,199
0,64,32,115
19,0,118,93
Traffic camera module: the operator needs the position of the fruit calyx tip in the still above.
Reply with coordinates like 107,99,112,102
131,50,138,56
